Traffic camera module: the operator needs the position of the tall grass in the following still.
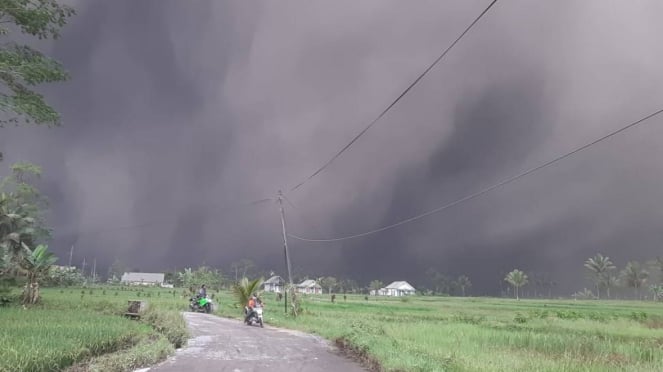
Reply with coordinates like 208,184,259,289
216,295,663,371
0,286,191,372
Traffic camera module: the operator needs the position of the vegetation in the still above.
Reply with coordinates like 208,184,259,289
176,266,224,291
0,0,74,126
584,253,616,299
0,286,189,372
504,269,528,300
621,261,650,300
231,277,263,307
217,293,663,372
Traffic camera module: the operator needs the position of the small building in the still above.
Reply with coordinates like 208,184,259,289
296,279,322,294
263,275,285,293
380,281,416,296
121,272,165,286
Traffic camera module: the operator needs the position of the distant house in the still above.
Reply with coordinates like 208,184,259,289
296,279,322,294
263,276,285,293
380,281,416,297
121,272,165,286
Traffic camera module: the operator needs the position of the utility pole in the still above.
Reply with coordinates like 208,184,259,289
81,257,86,276
92,258,97,283
277,190,293,314
68,245,74,268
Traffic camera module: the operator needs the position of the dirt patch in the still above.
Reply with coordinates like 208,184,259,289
335,337,383,372
605,352,629,366
644,317,663,329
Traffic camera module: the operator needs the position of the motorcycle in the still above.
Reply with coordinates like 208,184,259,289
189,295,213,313
245,305,264,328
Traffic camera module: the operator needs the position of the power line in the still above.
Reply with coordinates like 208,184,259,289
289,0,499,192
65,197,273,238
288,107,663,242
282,194,335,242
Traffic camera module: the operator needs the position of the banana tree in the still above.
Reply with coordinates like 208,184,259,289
19,243,57,304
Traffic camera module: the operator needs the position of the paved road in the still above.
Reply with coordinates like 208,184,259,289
142,312,367,372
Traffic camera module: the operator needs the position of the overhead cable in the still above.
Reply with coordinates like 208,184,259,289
288,107,663,242
289,0,499,192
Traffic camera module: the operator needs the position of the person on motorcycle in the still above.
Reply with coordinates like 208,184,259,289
198,284,207,298
244,294,258,323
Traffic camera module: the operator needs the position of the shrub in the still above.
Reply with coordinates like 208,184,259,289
141,308,188,348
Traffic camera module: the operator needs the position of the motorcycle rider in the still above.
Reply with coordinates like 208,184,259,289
198,284,207,299
244,293,258,323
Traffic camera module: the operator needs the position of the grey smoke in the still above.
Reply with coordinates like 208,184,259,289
1,0,663,294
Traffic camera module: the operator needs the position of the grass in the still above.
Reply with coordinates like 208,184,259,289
3,286,663,371
216,294,663,372
0,286,190,372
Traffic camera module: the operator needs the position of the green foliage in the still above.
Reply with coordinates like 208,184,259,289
649,284,663,301
231,277,263,307
0,162,50,245
141,308,188,348
318,276,338,294
584,253,616,299
177,266,224,291
620,261,649,299
513,312,528,324
215,294,663,371
83,335,172,372
0,307,151,372
20,243,57,303
572,288,596,300
0,0,75,126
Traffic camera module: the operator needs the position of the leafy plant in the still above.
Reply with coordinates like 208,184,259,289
505,269,528,300
231,277,263,307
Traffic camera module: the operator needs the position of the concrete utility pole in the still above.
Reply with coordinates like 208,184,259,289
92,258,97,282
277,190,293,314
81,257,86,276
68,245,74,268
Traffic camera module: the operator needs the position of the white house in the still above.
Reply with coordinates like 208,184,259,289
121,272,165,286
380,281,416,296
263,275,285,293
296,279,322,294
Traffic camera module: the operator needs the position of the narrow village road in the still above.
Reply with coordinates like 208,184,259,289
142,312,367,372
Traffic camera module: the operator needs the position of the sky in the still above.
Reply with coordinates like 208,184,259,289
2,0,663,295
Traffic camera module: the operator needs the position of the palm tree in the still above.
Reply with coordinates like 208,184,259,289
604,274,619,299
620,261,649,300
456,275,472,297
231,277,264,307
583,253,616,300
505,269,528,300
19,244,57,304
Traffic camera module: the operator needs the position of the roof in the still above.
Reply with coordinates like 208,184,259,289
384,281,416,291
263,276,285,285
297,279,321,288
121,272,165,283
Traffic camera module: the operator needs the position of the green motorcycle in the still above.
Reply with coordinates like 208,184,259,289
189,295,213,313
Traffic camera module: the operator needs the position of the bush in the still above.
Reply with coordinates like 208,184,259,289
141,308,188,348
83,335,173,372
514,312,528,324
